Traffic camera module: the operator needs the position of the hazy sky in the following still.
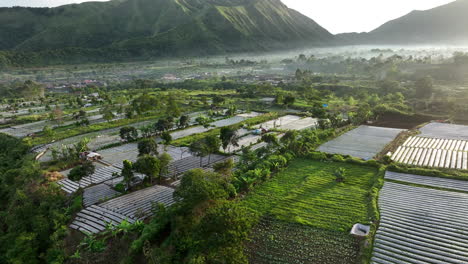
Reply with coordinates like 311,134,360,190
0,0,456,33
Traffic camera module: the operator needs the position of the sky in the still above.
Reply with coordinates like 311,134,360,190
0,0,457,34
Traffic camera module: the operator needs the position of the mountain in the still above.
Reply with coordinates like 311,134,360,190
0,0,333,65
338,0,468,45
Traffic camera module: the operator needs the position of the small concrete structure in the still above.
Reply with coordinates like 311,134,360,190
350,223,370,238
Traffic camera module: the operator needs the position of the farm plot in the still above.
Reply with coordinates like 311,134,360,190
100,185,175,220
166,154,230,178
317,125,405,160
83,183,121,207
170,113,260,140
100,144,191,167
385,171,468,192
0,114,107,138
57,166,122,194
71,185,175,234
246,217,360,264
254,115,301,130
243,159,378,264
391,136,468,170
371,182,468,264
419,122,468,140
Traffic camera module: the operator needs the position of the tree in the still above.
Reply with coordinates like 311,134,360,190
213,158,234,177
69,161,96,186
261,133,278,146
189,139,209,167
120,126,138,142
353,103,372,125
134,155,161,185
43,125,55,140
166,94,181,118
138,138,158,156
334,167,346,183
212,95,225,107
154,117,174,134
121,160,135,190
173,169,231,208
226,105,237,116
101,105,115,122
49,105,63,124
159,153,172,179
283,95,296,108
220,127,239,152
178,115,190,128
196,115,211,128
205,135,221,164
415,76,433,98
161,132,172,151
192,201,259,263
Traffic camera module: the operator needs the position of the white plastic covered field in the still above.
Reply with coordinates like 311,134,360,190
371,181,468,264
391,136,468,170
70,185,175,234
317,126,405,160
254,115,318,131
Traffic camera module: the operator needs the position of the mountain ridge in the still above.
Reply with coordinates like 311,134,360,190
0,0,334,65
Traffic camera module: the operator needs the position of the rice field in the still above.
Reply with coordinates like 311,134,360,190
318,125,405,160
371,181,468,264
391,136,468,170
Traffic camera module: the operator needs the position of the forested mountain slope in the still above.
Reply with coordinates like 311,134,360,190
0,0,333,66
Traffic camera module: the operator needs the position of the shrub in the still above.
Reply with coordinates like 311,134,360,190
334,167,346,183
308,151,327,161
331,154,345,162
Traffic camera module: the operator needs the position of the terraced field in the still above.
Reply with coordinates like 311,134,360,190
71,185,175,234
372,181,468,264
318,125,405,160
243,159,378,264
391,136,468,170
57,166,122,194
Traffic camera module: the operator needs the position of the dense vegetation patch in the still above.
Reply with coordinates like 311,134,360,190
0,134,79,263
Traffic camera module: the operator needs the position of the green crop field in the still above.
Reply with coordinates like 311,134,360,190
242,159,379,264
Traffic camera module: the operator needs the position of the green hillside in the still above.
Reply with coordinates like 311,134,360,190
0,0,333,66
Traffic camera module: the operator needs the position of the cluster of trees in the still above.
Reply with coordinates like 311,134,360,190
0,134,76,263
116,138,173,188
129,167,258,263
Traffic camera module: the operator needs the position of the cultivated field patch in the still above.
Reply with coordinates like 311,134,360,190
317,125,405,160
391,136,468,170
419,122,468,140
70,185,175,234
385,171,468,192
100,144,191,167
371,181,468,264
243,159,378,264
246,217,360,264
